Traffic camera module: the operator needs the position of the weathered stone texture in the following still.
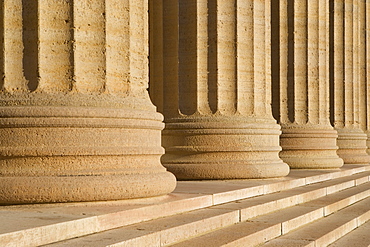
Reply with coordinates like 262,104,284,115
0,0,176,204
333,0,370,164
271,0,344,168
2,0,370,205
150,0,289,179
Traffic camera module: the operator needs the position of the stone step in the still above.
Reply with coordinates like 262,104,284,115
329,218,370,247
45,208,240,247
1,165,369,247
0,193,214,247
212,171,370,220
262,196,370,247
43,171,370,247
174,165,370,206
169,183,370,247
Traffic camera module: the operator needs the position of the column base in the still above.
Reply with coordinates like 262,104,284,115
336,128,370,165
366,131,370,155
162,116,290,180
280,126,344,169
0,173,176,205
0,102,176,204
162,162,290,180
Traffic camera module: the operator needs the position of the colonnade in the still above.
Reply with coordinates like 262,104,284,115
0,0,369,204
149,0,370,177
149,0,290,179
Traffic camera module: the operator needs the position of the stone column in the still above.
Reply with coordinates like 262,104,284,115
333,0,370,164
0,0,176,204
362,0,370,153
149,0,289,179
271,0,343,168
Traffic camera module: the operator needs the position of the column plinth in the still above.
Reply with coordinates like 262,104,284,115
162,116,288,179
336,128,370,164
279,125,343,169
0,96,175,204
0,0,176,204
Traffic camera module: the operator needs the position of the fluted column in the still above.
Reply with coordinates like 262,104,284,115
333,0,370,164
271,0,343,168
0,0,176,204
362,0,370,153
149,0,289,179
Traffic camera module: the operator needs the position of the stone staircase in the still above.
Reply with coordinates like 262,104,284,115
1,165,370,247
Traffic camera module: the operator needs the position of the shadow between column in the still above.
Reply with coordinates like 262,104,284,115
22,0,38,91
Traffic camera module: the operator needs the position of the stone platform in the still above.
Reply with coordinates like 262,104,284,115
1,164,370,246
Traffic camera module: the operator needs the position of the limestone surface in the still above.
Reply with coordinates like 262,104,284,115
0,0,176,204
149,0,289,179
333,0,370,165
271,0,344,169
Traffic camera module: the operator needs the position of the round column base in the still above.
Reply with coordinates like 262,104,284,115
0,173,176,205
0,104,176,204
280,126,344,169
164,162,289,180
336,128,370,165
366,131,370,155
162,116,290,180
